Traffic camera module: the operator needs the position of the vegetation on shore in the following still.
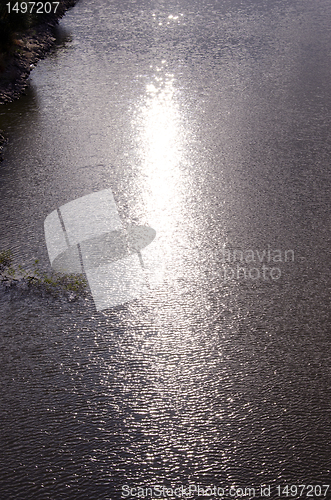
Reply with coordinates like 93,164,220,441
0,249,88,300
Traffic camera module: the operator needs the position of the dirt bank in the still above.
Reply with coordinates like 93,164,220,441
0,0,78,105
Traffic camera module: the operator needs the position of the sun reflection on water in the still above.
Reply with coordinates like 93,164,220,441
133,63,191,266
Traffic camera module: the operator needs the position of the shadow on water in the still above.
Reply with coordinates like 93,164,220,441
0,83,39,130
51,24,73,54
0,24,72,137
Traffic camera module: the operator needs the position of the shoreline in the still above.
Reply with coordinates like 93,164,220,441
0,0,78,106
0,130,8,161
0,249,87,301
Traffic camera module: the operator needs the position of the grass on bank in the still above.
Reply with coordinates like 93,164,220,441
0,249,87,298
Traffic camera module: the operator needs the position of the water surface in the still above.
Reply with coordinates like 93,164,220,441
0,0,330,498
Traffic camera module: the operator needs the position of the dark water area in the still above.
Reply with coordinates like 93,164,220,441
0,0,330,498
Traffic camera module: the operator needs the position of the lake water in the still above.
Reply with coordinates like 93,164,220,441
0,0,330,498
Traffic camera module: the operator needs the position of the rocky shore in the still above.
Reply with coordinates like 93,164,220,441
0,249,87,301
0,0,78,105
